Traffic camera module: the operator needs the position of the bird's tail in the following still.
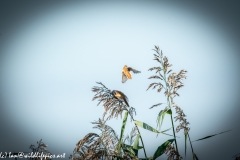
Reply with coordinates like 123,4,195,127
123,98,129,107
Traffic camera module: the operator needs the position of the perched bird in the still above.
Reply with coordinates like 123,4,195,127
122,65,141,83
112,90,129,107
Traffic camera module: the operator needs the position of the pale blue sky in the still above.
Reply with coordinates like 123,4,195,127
0,1,240,159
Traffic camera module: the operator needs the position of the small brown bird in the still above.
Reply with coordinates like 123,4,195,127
112,90,129,107
122,65,141,83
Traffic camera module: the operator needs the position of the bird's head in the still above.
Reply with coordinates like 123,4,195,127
112,90,122,99
112,90,116,95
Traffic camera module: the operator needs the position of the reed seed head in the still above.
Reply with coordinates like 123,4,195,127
147,46,187,101
164,144,182,160
92,82,129,120
173,103,190,134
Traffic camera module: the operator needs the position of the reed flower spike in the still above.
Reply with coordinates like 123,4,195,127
92,82,131,120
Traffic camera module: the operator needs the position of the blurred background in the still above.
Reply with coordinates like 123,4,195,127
0,1,240,159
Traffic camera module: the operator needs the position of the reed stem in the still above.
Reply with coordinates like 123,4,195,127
187,132,195,160
125,107,148,159
161,61,179,153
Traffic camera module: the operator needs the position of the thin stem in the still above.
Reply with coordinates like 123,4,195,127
167,95,178,153
161,57,179,153
135,126,147,158
126,107,148,159
187,132,195,160
170,111,178,152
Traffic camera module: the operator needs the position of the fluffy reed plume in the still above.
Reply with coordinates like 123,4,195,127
71,133,103,160
29,139,51,159
173,103,190,134
123,126,138,146
167,70,187,102
147,45,187,104
92,82,136,120
7,139,51,160
91,118,120,156
71,119,120,160
164,144,182,160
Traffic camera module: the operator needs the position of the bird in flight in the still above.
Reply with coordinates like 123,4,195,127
112,90,129,107
122,65,141,83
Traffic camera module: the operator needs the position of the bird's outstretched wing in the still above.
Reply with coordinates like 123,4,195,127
128,67,141,74
122,72,128,83
123,66,132,79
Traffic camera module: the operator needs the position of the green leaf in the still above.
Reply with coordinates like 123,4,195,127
133,134,140,156
166,109,172,115
153,139,175,159
133,134,140,150
193,153,199,160
192,129,231,142
156,110,166,131
156,109,171,133
122,143,137,158
161,127,172,133
134,120,160,133
123,143,143,150
118,111,128,149
134,120,175,137
159,127,177,137
123,147,136,158
122,143,132,148
137,146,144,149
